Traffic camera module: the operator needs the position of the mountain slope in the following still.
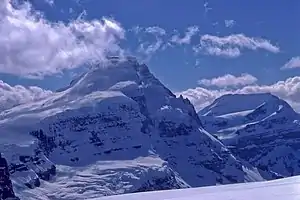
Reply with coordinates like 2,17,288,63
0,57,263,199
199,93,300,178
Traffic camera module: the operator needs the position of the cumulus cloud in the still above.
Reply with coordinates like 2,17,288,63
224,20,235,28
0,80,52,112
171,26,199,45
178,76,300,112
194,34,280,58
281,57,300,70
198,73,257,88
178,87,223,111
0,0,124,78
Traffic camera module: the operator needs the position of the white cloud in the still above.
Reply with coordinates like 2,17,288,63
130,26,166,36
171,26,199,45
145,26,166,36
137,39,163,58
201,34,279,53
198,73,257,88
195,46,241,58
130,25,200,59
178,87,224,111
224,20,235,28
194,34,280,58
130,26,167,59
178,76,300,112
0,80,52,112
281,57,300,70
130,26,143,34
0,0,124,78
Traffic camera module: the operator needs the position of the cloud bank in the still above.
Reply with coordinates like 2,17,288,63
194,34,280,58
178,76,300,112
0,0,124,78
0,80,52,112
198,74,257,88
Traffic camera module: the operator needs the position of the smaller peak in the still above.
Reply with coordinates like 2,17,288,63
199,93,288,117
217,93,277,101
213,93,282,106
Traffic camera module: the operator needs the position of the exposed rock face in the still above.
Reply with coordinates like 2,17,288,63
199,93,300,179
0,154,19,200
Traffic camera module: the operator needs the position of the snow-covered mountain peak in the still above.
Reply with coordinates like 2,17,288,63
199,93,294,117
58,56,173,99
198,93,300,180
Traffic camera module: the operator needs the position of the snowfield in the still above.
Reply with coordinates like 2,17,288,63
95,175,300,200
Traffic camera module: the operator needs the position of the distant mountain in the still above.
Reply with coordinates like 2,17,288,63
198,93,300,178
0,57,264,199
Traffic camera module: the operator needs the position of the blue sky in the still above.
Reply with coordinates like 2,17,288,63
1,0,300,111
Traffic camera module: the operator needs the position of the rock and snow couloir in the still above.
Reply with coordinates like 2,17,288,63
0,57,264,199
199,93,300,179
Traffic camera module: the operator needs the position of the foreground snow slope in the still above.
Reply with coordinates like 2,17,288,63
96,175,300,200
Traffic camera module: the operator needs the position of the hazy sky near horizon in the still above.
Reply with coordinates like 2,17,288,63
1,0,300,111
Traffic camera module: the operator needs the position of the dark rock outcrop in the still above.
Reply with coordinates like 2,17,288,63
0,154,19,200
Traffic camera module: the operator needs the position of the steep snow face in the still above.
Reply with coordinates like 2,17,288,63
0,57,263,198
198,93,300,179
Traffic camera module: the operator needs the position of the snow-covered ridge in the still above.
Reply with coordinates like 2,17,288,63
1,57,265,199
